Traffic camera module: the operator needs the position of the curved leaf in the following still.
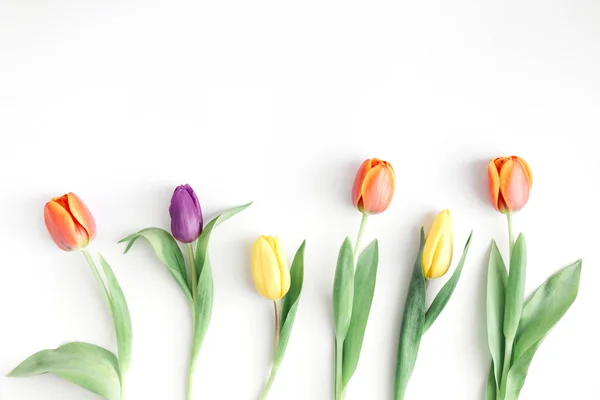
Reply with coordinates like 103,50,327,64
333,238,355,341
505,339,544,400
98,254,133,377
394,229,426,400
8,342,121,400
424,231,473,332
514,260,582,360
486,241,508,387
503,234,527,342
486,363,497,400
119,228,192,306
341,239,379,388
275,241,305,365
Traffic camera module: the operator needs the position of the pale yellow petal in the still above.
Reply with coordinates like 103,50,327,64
422,210,453,279
251,236,282,300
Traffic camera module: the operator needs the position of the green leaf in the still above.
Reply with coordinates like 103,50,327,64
341,239,379,388
394,229,426,400
8,342,121,400
503,233,527,342
505,339,544,400
486,240,508,387
424,231,473,332
485,363,497,400
275,241,306,365
333,238,355,341
514,260,582,360
98,254,133,377
119,228,192,306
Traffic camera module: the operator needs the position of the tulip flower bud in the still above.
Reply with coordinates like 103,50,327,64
251,236,291,301
351,158,396,215
488,156,533,214
422,209,454,279
44,193,97,251
169,184,203,243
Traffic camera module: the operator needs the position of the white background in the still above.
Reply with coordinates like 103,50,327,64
0,0,598,399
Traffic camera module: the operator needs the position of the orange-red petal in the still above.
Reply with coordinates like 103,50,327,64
487,159,501,211
44,201,82,251
66,193,96,240
499,157,530,212
360,163,395,214
351,159,372,209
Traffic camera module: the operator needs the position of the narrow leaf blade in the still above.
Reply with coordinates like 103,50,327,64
275,241,306,365
505,339,544,400
424,231,473,332
8,342,121,400
341,239,379,388
485,363,497,400
503,233,527,341
333,238,355,341
487,240,508,386
394,229,427,400
98,254,133,376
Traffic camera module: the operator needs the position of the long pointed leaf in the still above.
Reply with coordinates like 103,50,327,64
514,260,582,360
98,254,133,377
503,234,527,342
341,239,379,388
8,342,121,400
424,231,473,332
119,228,192,306
486,363,497,400
333,238,355,341
394,229,426,400
487,241,508,387
275,241,306,365
505,339,544,400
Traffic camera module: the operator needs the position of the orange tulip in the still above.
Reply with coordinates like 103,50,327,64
44,193,97,251
351,158,395,214
488,156,533,214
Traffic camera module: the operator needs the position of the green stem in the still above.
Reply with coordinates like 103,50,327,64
259,302,281,400
187,243,197,301
499,214,515,399
354,213,369,263
507,213,514,261
186,346,198,400
334,339,344,400
81,250,111,308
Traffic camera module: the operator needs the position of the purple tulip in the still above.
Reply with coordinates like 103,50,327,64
169,184,203,243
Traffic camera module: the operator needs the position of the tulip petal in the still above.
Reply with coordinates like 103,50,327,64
170,186,202,243
44,201,83,251
266,236,290,298
515,157,533,187
422,210,453,279
487,160,501,211
499,158,530,212
360,163,395,214
429,231,453,279
351,159,372,209
66,193,96,241
252,237,283,300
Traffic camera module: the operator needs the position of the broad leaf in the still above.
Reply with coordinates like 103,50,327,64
119,228,192,306
486,241,508,386
191,257,214,367
341,239,379,388
485,363,497,400
503,234,527,342
514,260,582,360
275,241,306,365
505,339,544,400
333,238,355,341
8,342,121,400
394,229,426,400
98,254,133,377
424,231,473,332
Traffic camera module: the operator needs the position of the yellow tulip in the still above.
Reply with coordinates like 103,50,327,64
422,210,454,279
252,235,291,300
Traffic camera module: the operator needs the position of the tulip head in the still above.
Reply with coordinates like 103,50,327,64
169,184,203,243
44,193,97,251
251,236,291,301
351,158,396,215
488,156,533,214
422,209,454,279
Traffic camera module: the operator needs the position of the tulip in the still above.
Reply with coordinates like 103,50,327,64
488,156,533,214
44,193,96,251
252,236,291,301
422,209,453,279
169,184,203,243
352,158,395,215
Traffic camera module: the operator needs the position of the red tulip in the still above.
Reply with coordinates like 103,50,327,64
488,156,533,214
44,193,97,251
351,158,395,214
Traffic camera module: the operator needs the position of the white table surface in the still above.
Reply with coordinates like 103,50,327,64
0,1,598,399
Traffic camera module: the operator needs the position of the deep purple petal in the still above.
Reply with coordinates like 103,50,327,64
169,185,202,243
182,184,203,229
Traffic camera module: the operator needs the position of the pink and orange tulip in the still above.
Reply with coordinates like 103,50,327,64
351,158,395,214
488,156,533,214
44,193,96,251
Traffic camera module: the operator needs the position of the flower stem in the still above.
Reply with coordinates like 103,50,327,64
334,339,344,400
187,243,197,301
258,301,281,400
354,213,369,263
81,250,111,308
186,347,198,400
